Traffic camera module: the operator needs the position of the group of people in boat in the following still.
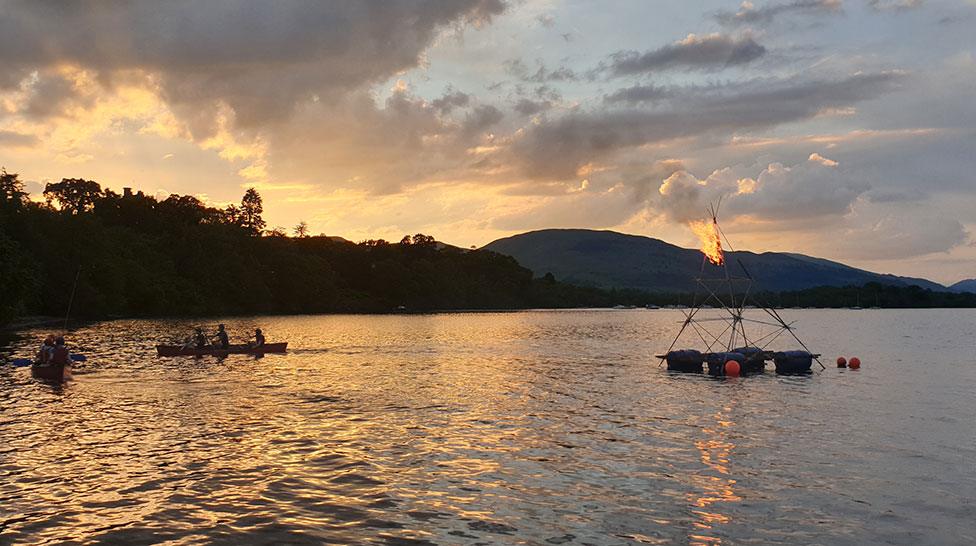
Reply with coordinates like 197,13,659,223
36,335,71,367
182,324,265,350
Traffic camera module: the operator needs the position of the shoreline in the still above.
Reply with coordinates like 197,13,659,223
4,305,974,333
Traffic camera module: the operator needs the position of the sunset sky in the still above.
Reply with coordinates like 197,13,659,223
1,0,973,283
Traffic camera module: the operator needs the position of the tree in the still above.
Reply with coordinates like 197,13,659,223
411,233,437,247
293,220,309,238
0,168,28,208
43,178,102,214
239,188,266,235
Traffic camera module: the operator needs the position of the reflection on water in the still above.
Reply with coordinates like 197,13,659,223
1,309,975,545
688,404,740,546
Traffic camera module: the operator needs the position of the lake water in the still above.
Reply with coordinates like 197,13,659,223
1,309,975,545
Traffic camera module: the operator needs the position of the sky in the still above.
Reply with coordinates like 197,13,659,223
0,0,974,284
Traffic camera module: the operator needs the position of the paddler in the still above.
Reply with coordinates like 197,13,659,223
252,328,265,348
194,327,207,349
212,324,229,350
36,335,55,364
50,337,71,366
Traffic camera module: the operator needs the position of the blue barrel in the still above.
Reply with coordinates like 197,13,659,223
666,349,704,373
773,350,814,374
733,346,767,373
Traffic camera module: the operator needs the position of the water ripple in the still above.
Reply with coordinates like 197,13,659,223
1,310,975,544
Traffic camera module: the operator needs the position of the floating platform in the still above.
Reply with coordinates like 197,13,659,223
658,349,819,376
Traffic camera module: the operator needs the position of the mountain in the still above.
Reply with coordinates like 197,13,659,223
483,229,947,293
951,279,976,293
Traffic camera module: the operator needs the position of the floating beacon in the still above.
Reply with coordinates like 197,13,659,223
655,201,824,376
849,357,861,369
837,357,847,368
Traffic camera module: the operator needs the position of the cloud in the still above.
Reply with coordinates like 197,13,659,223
512,72,903,179
513,98,552,116
715,0,842,26
607,34,766,76
655,158,872,236
0,130,39,148
504,58,578,82
604,84,672,104
0,0,506,134
535,13,555,28
460,104,504,139
22,70,97,119
808,152,838,166
829,208,967,260
431,89,472,114
867,0,923,11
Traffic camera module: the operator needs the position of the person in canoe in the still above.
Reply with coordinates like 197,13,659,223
194,327,207,349
50,337,71,366
36,335,56,364
250,328,265,349
212,324,229,350
179,327,208,350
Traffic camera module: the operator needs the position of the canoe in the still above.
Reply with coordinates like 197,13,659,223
155,342,288,357
31,364,70,382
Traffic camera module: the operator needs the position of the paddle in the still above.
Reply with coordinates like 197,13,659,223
8,354,85,366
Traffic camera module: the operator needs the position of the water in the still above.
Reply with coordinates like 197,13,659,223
1,309,974,545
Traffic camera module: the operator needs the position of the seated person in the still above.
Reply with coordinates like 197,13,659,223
213,324,229,350
50,337,70,366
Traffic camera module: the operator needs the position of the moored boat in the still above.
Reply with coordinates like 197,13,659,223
156,342,288,357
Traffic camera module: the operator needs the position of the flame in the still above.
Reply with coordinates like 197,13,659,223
689,219,725,266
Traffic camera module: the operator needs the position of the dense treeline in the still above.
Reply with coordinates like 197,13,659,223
755,282,976,309
2,171,972,326
0,170,672,325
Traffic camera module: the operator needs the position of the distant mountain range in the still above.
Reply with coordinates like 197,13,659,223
484,229,952,293
951,279,976,293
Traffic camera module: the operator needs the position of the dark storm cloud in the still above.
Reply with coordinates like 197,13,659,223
513,72,902,179
607,34,766,76
0,0,506,133
0,130,39,148
715,0,842,26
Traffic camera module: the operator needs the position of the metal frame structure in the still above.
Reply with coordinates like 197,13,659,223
658,203,825,370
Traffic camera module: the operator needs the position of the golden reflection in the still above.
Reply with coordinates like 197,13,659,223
687,403,742,545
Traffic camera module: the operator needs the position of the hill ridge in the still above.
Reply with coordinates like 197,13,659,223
483,228,947,293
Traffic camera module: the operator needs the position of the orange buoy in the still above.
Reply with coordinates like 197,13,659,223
849,357,861,369
837,357,847,368
725,360,741,377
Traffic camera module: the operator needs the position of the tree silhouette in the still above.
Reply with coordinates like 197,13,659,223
43,178,102,214
0,168,27,208
239,188,265,235
293,220,309,238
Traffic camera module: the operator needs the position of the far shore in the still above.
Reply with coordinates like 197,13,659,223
4,305,974,334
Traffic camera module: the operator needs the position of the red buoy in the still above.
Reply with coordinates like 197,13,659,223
725,360,741,377
849,357,861,369
837,357,847,368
